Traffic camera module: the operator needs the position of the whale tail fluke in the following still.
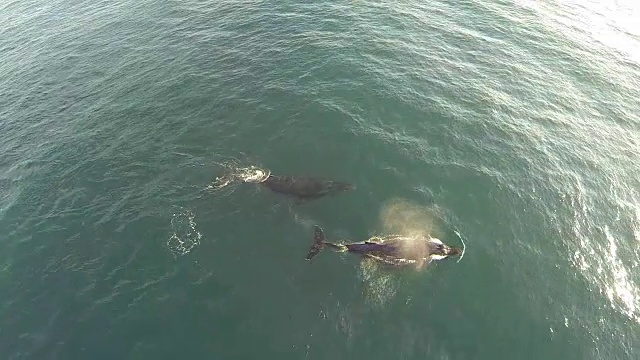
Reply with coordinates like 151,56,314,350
306,225,326,260
306,225,349,260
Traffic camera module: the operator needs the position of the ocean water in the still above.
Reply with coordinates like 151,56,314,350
1,0,639,359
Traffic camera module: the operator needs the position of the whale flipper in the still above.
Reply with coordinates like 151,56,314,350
306,225,348,260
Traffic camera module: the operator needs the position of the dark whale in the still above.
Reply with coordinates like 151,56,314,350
258,175,355,201
306,225,462,267
210,166,354,201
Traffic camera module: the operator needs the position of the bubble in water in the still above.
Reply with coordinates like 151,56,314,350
167,209,202,257
358,258,399,307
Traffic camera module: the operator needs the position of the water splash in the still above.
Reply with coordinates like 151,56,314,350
207,164,271,191
166,209,202,257
454,230,466,263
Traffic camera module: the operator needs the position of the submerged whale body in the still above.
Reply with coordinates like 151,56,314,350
259,175,355,200
210,166,354,201
306,225,462,267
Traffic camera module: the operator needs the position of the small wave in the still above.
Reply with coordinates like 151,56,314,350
0,178,21,221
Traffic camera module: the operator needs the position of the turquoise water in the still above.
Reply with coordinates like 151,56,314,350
1,0,639,359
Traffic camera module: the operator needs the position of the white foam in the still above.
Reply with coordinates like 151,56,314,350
237,166,270,183
166,209,202,257
207,164,270,190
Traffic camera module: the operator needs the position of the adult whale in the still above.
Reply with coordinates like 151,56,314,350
305,225,462,267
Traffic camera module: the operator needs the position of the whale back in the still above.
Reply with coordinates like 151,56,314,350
261,175,354,199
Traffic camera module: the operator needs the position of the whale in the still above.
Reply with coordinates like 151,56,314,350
210,166,354,201
259,175,354,200
305,225,462,267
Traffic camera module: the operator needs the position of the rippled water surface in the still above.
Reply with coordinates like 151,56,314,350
1,1,638,359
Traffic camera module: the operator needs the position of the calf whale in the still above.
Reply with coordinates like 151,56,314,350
306,225,462,267
259,175,354,200
210,166,354,201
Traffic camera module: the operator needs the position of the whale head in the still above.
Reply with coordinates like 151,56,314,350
445,246,463,257
428,240,463,260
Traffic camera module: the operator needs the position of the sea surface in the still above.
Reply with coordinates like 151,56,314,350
1,0,639,359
